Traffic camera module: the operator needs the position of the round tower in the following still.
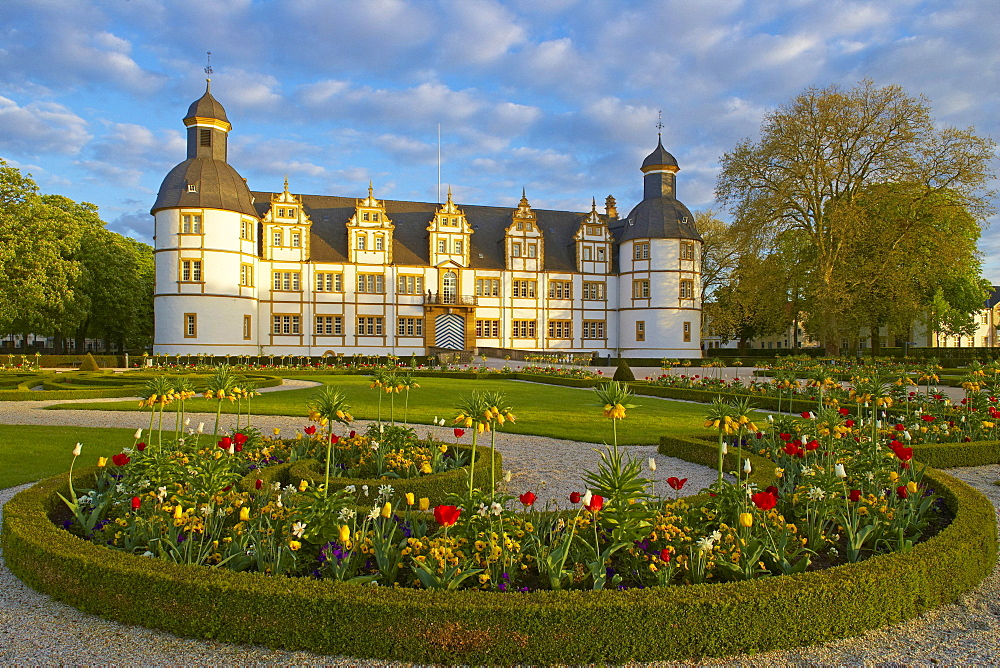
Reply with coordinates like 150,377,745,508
616,137,703,358
151,81,261,355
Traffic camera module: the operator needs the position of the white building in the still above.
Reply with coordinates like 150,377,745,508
152,83,703,358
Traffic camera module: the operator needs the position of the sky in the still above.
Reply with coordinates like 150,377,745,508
1,0,998,277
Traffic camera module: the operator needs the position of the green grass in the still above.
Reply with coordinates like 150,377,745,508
0,424,139,488
50,375,717,445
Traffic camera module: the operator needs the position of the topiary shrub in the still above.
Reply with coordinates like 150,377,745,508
612,359,635,381
79,353,100,372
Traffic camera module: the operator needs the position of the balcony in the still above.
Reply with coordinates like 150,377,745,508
423,294,478,306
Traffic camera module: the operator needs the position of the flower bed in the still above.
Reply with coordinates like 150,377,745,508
3,457,994,662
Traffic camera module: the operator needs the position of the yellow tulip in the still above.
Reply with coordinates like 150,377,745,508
239,507,250,522
173,505,183,520
420,462,432,474
97,457,108,468
419,497,430,511
298,479,308,492
405,492,415,505
889,471,899,482
739,512,753,528
273,427,281,436
339,525,351,543
906,480,918,494
381,502,392,519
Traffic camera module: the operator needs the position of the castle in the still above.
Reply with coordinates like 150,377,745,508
152,83,703,358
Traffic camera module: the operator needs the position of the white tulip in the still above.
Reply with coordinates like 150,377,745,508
134,429,142,439
648,457,657,472
72,442,82,457
743,459,752,474
197,422,205,434
834,463,846,478
582,490,593,507
721,442,728,454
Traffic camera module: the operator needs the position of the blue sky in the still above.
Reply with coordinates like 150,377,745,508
1,0,998,277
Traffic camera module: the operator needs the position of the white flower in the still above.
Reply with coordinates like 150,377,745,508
477,503,488,517
276,495,283,508
767,414,774,423
711,530,722,542
362,484,369,497
800,434,808,445
367,506,380,520
72,443,82,457
228,444,235,455
834,463,846,478
184,418,191,427
807,486,826,501
503,470,512,483
201,505,213,516
490,502,503,516
648,457,657,472
272,481,282,491
433,415,439,425
865,472,875,482
338,507,356,522
142,551,154,557
721,442,728,454
903,430,911,441
291,521,306,538
345,485,356,493
115,483,124,493
377,484,394,500
157,486,167,501
696,536,715,553
135,428,143,439
582,490,593,507
743,459,752,474
197,422,204,434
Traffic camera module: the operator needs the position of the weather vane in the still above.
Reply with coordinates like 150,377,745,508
205,51,213,78
656,110,663,138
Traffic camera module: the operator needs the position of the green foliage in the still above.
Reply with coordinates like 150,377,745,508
3,459,994,663
612,359,635,382
79,353,100,372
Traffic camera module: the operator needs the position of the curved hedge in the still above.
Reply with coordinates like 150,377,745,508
286,443,502,506
3,447,996,663
0,371,283,401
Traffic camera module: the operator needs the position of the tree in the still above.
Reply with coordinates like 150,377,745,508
705,253,792,350
694,209,740,302
716,80,996,354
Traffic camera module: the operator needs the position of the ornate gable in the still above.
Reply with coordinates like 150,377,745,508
427,188,471,267
505,190,543,271
346,182,394,264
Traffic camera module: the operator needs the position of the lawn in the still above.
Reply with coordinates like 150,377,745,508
0,424,140,488
49,375,718,445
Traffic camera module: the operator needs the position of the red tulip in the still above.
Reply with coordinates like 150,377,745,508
255,478,263,490
659,548,671,562
895,424,905,431
234,432,248,445
778,432,792,442
349,430,357,438
519,491,537,507
765,485,780,497
454,428,465,438
569,491,582,504
666,477,687,491
433,504,461,527
920,415,935,422
234,443,243,453
800,411,811,418
845,419,855,428
849,489,862,502
131,496,141,510
304,425,317,435
804,439,820,451
111,453,130,466
330,434,340,444
136,442,146,452
894,446,913,462
896,485,908,499
751,491,777,510
585,494,604,512
218,436,232,450
838,408,850,416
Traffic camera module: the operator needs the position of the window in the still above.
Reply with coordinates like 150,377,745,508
239,263,254,287
242,315,252,340
475,278,500,297
512,279,536,298
357,274,385,294
397,275,424,295
547,320,572,339
181,214,202,234
454,240,463,254
285,207,296,219
315,272,343,292
633,280,650,299
184,313,197,338
679,279,694,300
272,271,301,291
187,184,198,193
548,281,572,300
527,244,537,258
516,222,523,230
397,317,424,337
438,240,447,253
315,315,343,336
272,315,301,335
636,321,645,341
582,281,606,300
362,212,369,222
357,234,366,250
375,235,384,251
583,246,592,261
291,231,301,248
984,336,990,347
180,259,202,282
583,320,605,339
240,219,255,241
512,320,537,338
273,230,282,247
596,247,606,261
476,319,500,338
634,242,650,260
199,128,211,147
683,321,691,342
357,316,384,336
512,243,521,257
372,213,379,222
680,242,695,260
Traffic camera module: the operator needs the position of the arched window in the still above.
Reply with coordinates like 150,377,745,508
442,271,457,304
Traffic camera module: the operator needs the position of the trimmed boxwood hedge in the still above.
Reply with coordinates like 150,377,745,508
2,447,996,663
0,372,283,401
286,443,502,506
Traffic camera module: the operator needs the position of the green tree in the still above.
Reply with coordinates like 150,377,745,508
716,80,996,354
705,253,791,350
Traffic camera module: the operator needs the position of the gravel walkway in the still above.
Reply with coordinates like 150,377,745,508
1,378,999,664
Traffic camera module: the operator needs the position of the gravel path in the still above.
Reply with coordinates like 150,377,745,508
1,377,999,664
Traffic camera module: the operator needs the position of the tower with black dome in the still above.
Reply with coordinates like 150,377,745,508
612,136,703,357
151,80,261,355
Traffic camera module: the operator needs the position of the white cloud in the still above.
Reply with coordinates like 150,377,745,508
0,97,91,156
438,0,527,65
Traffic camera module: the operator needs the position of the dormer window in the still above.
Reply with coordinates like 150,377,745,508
512,243,521,257
597,247,606,261
291,231,301,247
187,184,198,193
527,244,537,258
272,230,282,246
372,213,379,222
375,235,384,251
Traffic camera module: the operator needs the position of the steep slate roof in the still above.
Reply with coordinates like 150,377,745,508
185,86,229,123
152,158,257,216
612,196,701,243
984,286,1000,309
641,137,679,168
251,192,591,273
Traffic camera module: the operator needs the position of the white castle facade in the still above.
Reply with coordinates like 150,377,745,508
152,84,703,358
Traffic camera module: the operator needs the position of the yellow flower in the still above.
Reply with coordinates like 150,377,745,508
339,525,351,543
438,444,448,454
906,480,918,494
420,462,432,474
298,479,308,492
173,505,183,520
289,540,302,551
419,497,430,511
381,502,392,519
273,427,281,436
239,507,250,522
739,513,753,528
97,457,108,468
405,492,415,506
889,471,899,482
